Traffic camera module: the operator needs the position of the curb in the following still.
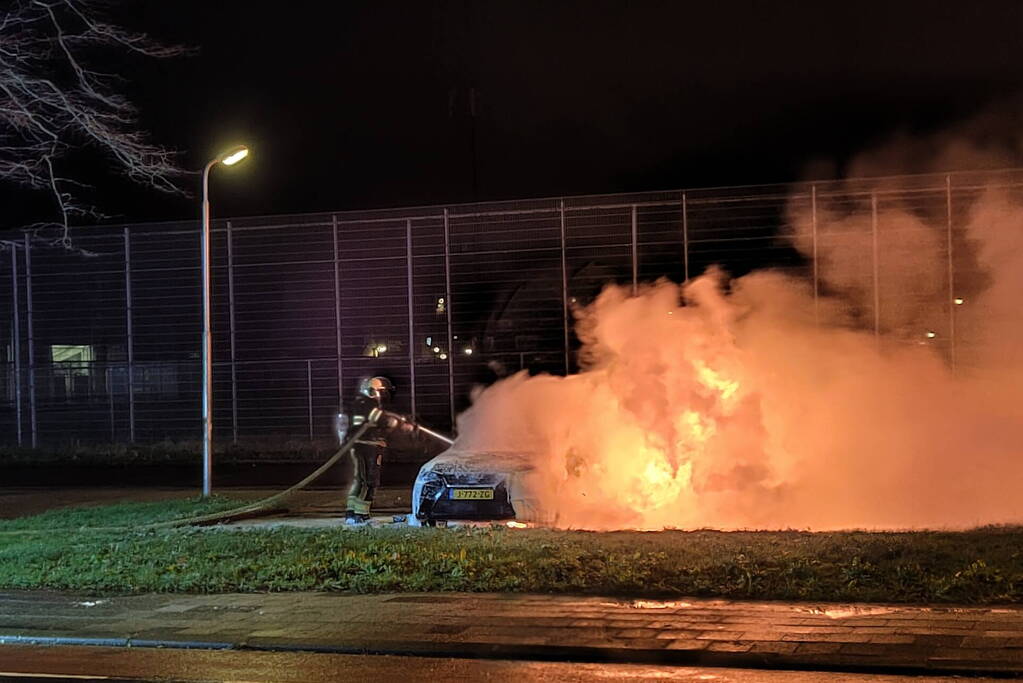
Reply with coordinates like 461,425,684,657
1,633,1020,678
0,634,233,650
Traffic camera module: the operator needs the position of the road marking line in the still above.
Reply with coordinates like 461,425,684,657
0,673,111,680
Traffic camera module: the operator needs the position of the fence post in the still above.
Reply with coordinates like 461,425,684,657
227,220,238,443
107,366,115,441
405,218,416,416
332,215,344,405
630,204,638,295
811,184,819,324
871,192,880,341
945,175,957,372
306,359,313,441
23,234,37,448
681,192,689,281
443,209,455,425
559,200,569,374
9,245,22,446
123,227,136,442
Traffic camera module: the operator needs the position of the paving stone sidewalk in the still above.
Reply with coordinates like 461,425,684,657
1,591,1021,676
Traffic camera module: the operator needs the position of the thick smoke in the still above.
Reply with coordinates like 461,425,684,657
453,105,1023,530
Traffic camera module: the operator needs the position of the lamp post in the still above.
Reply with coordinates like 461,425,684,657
201,145,249,497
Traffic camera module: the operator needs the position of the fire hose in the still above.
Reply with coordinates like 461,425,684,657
2,409,454,537
1,414,417,536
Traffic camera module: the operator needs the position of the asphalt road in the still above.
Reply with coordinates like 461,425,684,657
0,645,996,682
0,461,424,489
0,486,412,519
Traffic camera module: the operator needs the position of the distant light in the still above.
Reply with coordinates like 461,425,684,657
464,348,473,355
438,353,448,360
438,297,445,304
506,521,527,529
425,336,433,346
925,331,937,339
667,311,673,315
376,344,387,354
954,297,965,305
432,346,441,353
220,147,249,166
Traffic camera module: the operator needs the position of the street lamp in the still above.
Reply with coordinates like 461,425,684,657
201,145,249,497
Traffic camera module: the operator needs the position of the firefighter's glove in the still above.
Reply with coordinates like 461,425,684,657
383,415,417,433
367,408,419,434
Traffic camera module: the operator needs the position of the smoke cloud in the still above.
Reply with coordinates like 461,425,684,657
453,104,1023,530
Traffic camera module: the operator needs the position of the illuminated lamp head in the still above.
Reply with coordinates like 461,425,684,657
219,145,249,166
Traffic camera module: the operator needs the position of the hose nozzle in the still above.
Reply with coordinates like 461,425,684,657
367,408,455,445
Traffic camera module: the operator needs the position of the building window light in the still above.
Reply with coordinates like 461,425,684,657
51,345,94,364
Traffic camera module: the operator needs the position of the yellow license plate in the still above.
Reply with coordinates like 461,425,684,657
451,488,494,500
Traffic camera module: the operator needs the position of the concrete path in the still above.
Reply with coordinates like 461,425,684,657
0,591,1020,676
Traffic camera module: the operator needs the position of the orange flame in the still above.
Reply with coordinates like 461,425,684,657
455,227,1023,531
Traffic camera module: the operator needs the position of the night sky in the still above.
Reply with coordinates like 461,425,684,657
22,1,1023,225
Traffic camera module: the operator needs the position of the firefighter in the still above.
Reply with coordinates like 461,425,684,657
335,376,391,523
337,376,429,524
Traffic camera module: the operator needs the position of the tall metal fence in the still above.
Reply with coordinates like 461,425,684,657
2,169,1020,448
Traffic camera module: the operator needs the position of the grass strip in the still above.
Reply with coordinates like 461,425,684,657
1,499,1021,602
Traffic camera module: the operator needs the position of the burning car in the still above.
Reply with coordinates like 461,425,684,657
410,448,543,526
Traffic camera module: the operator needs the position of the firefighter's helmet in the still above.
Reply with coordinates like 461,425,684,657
359,376,394,400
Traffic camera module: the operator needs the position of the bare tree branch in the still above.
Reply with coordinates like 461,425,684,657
0,0,190,247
